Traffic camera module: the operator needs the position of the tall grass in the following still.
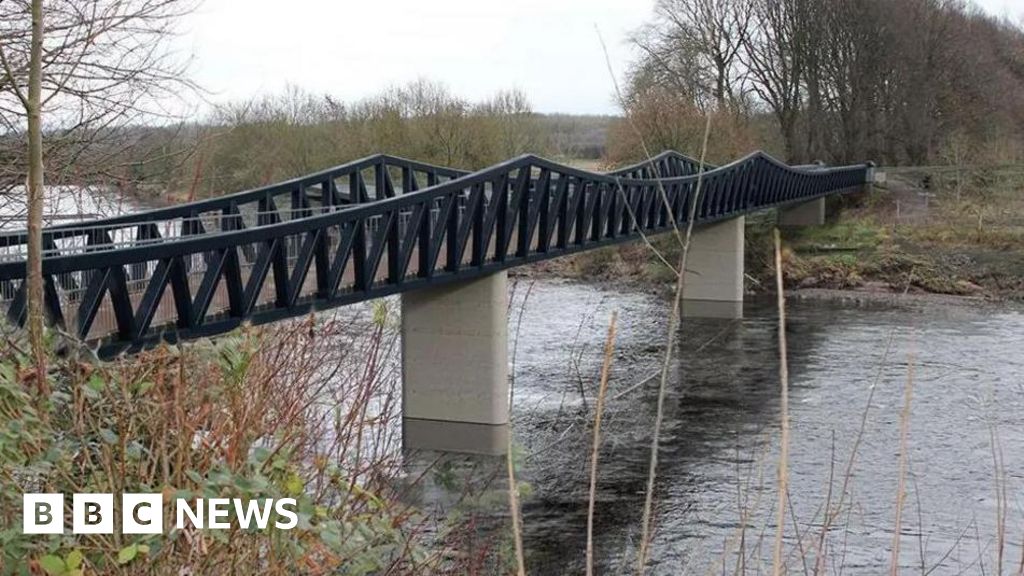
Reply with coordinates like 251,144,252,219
596,26,718,573
889,343,915,575
633,117,710,573
772,229,791,576
586,312,618,576
506,437,527,576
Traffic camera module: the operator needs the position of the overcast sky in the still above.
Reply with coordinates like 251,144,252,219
177,0,1023,116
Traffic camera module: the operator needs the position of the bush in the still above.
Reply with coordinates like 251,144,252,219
0,309,449,575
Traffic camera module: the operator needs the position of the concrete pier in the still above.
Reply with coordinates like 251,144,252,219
778,197,826,227
401,272,509,455
682,216,744,318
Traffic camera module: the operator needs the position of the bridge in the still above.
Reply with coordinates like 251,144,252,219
0,150,873,453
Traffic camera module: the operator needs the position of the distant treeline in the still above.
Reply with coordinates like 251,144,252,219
7,1,1022,202
108,83,612,200
616,0,1024,167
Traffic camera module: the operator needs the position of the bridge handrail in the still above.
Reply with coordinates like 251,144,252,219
0,150,870,276
605,150,716,178
0,153,471,247
0,149,842,253
0,150,720,246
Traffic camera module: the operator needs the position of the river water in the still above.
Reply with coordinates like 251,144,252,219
406,278,1024,575
0,186,138,231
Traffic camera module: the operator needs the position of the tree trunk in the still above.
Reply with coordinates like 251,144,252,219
27,0,47,392
780,114,800,164
714,60,728,108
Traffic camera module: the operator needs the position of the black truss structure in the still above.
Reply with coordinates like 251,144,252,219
0,150,870,357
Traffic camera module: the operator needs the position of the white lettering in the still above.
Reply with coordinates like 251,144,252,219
233,499,273,530
273,498,298,529
207,498,231,529
175,498,204,529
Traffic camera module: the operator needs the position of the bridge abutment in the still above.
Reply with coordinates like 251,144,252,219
777,197,826,227
401,272,509,455
682,216,745,318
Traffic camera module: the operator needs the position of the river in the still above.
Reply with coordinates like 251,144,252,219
404,278,1024,575
0,186,139,231
6,188,1022,574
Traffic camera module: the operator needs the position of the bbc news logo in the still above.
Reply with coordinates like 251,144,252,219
23,494,298,534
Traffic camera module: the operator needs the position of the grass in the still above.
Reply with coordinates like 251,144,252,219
789,218,890,250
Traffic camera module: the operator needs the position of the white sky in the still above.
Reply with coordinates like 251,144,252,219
176,0,1022,116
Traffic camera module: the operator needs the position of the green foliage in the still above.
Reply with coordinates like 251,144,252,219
33,550,87,576
0,327,435,575
116,544,143,565
789,219,888,251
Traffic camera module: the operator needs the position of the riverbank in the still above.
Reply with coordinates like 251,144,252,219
524,167,1024,302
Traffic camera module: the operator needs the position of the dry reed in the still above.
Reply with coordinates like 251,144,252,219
889,342,916,575
586,311,619,576
507,430,527,576
772,228,791,576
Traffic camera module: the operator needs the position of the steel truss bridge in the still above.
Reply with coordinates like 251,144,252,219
0,151,870,358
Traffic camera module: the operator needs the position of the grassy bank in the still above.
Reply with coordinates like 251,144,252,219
530,166,1024,301
766,166,1024,299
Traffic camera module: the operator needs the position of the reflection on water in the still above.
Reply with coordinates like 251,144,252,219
407,278,1024,575
0,186,138,230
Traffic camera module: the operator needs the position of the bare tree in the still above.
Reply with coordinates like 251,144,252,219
477,88,539,159
402,79,472,167
633,0,751,109
0,0,195,374
627,0,1024,167
0,0,47,384
741,0,808,161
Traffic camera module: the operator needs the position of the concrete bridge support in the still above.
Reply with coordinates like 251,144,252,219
401,272,509,455
778,197,826,227
682,216,745,318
